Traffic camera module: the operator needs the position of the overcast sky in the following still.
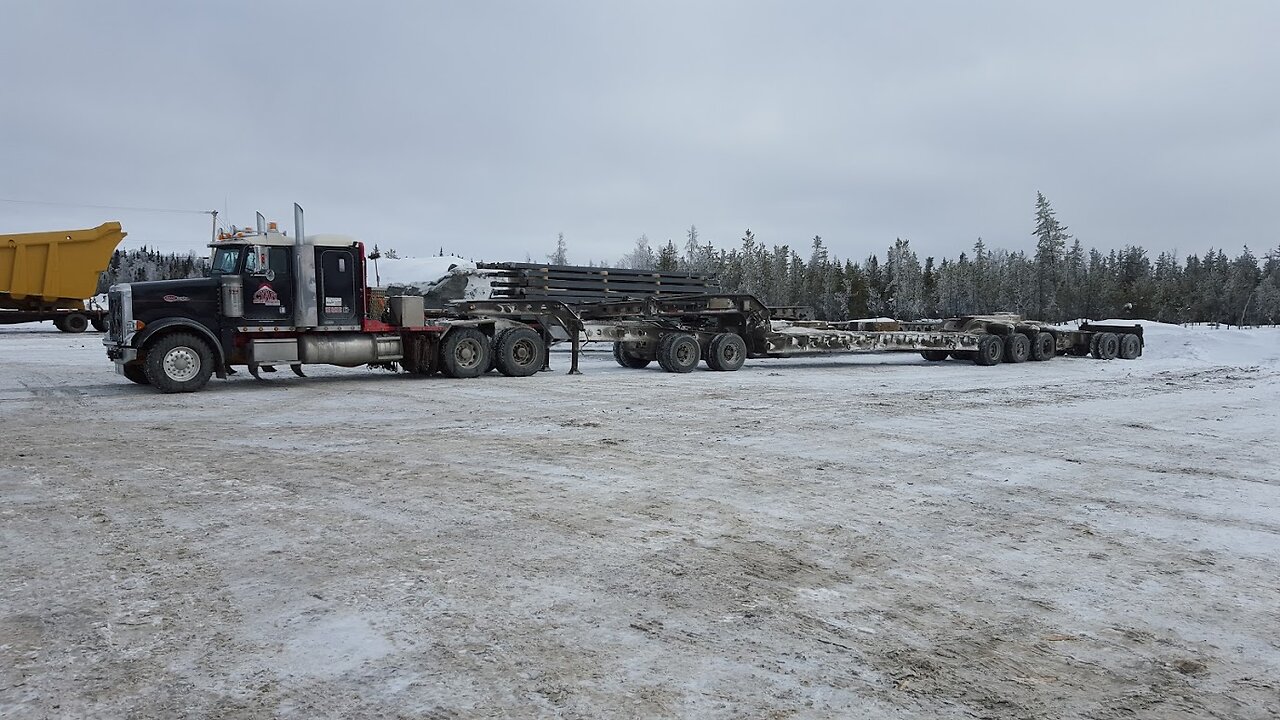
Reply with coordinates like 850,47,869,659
3,1,1277,265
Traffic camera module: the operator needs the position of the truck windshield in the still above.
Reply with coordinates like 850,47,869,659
211,247,242,274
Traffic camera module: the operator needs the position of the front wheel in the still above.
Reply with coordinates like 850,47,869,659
144,333,214,393
122,362,150,385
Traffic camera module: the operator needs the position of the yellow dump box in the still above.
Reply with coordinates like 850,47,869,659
1,222,126,331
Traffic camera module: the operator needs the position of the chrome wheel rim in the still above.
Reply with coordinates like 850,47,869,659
163,346,201,382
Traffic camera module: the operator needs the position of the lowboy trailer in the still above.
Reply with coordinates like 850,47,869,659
453,294,1144,374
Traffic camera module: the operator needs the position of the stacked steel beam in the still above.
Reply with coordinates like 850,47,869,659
476,262,719,304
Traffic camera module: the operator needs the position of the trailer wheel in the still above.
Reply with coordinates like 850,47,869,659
656,333,700,373
1118,333,1142,360
440,327,490,378
122,362,150,385
973,334,1004,366
60,313,90,333
1004,333,1030,363
950,350,976,361
494,327,545,377
1092,332,1119,360
612,342,651,369
144,333,214,393
1030,331,1055,361
920,350,949,362
706,333,747,372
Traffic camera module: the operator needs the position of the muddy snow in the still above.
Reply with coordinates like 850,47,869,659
2,323,1278,719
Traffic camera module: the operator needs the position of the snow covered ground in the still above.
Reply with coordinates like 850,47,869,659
1,322,1278,718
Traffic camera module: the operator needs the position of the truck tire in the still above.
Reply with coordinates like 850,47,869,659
1029,331,1055,361
1092,332,1119,360
656,333,699,373
90,315,106,332
950,350,976,361
920,350,949,362
1118,333,1142,360
494,327,545,377
973,334,1004,366
612,342,651,369
1004,333,1030,363
144,333,214,393
60,313,90,333
706,333,747,372
440,327,490,378
122,362,150,385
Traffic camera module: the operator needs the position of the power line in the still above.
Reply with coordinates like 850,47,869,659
0,196,214,215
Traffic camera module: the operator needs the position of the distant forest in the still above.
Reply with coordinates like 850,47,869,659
96,247,209,294
96,194,1280,326
597,193,1280,326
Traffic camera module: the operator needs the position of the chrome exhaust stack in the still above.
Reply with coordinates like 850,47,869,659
293,203,319,328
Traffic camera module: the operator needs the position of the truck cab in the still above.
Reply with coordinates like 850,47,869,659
104,205,546,392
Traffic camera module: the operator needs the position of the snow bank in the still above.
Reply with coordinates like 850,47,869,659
1125,321,1280,369
371,256,493,302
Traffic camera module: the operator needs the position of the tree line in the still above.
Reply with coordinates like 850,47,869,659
96,247,210,293
600,193,1279,325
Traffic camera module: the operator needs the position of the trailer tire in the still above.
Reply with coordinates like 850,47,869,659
494,327,545,377
122,362,150,385
440,327,490,378
973,334,1004,366
612,342,651,369
950,350,976,361
920,350,949,362
144,333,214,393
1004,333,1030,363
59,313,90,333
1030,331,1055,361
657,333,700,373
1092,332,1119,360
1118,333,1142,360
706,333,747,372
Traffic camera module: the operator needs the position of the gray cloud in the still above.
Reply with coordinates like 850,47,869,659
3,1,1276,264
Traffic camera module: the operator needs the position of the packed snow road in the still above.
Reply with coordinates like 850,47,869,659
2,323,1278,719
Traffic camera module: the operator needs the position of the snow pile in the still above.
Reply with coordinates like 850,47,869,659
1117,320,1280,369
372,256,494,302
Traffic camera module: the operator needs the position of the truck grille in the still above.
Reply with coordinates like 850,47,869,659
107,288,124,342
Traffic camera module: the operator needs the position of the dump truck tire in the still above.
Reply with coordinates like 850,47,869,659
1004,333,1030,363
122,362,150,385
612,342,651,369
657,333,699,373
706,333,747,372
90,315,106,332
60,313,90,333
1030,331,1055,361
440,327,489,378
974,334,1004,366
144,332,214,393
1093,332,1119,360
494,327,544,377
1118,333,1142,360
920,350,949,362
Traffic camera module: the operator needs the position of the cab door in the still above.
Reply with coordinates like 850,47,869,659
317,247,358,326
243,246,294,325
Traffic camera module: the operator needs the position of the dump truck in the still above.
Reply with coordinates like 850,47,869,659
103,206,555,392
1,222,126,332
